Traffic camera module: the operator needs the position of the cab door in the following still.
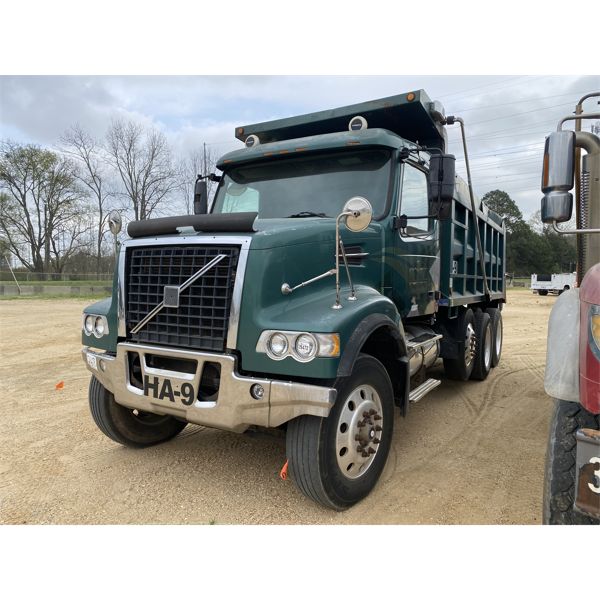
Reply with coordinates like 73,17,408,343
390,162,440,318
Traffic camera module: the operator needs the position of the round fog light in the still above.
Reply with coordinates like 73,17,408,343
250,384,265,400
94,316,105,336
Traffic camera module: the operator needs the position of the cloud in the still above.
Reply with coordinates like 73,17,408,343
1,74,599,218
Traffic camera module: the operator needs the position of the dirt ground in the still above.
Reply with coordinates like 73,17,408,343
0,289,556,524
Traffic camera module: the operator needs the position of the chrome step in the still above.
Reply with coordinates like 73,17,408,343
409,378,442,403
407,333,443,350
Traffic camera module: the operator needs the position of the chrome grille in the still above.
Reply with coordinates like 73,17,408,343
126,245,240,351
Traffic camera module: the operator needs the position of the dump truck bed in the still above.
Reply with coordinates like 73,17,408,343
438,178,506,306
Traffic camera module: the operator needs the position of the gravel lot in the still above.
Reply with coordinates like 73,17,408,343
0,289,555,524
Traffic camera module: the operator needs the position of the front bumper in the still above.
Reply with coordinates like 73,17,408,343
82,342,336,433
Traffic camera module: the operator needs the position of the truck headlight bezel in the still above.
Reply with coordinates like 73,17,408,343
82,314,110,339
257,331,340,362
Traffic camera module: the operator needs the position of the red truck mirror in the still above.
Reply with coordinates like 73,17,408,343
541,130,575,224
428,154,455,219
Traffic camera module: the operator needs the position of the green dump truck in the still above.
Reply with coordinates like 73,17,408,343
82,90,506,510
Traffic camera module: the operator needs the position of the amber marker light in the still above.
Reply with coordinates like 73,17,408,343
542,151,550,189
407,92,416,102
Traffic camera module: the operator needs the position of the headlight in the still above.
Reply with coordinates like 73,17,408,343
295,334,317,360
84,315,94,334
268,333,289,357
589,305,600,360
94,316,105,336
257,331,340,362
82,314,109,338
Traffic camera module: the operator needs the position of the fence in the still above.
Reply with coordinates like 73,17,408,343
0,271,113,283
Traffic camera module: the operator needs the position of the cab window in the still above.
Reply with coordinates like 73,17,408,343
400,164,429,233
220,182,260,213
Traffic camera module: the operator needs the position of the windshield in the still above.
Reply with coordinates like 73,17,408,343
211,148,392,219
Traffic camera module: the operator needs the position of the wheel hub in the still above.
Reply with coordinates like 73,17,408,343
465,323,476,367
335,385,383,479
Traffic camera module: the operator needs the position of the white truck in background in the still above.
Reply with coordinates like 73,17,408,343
531,272,576,296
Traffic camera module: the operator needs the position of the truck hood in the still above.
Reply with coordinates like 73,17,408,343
249,218,348,250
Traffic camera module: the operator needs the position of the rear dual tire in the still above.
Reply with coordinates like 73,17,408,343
470,310,493,381
486,308,502,368
443,308,476,381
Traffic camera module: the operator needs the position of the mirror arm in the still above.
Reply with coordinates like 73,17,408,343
333,210,354,309
339,240,356,301
281,269,336,295
552,220,600,235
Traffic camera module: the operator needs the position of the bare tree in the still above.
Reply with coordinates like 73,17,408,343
178,144,218,214
60,124,113,272
0,140,89,277
106,119,178,220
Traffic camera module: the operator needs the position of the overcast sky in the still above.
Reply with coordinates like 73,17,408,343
1,74,599,218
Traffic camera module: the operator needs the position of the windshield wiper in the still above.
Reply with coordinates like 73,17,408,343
286,211,329,218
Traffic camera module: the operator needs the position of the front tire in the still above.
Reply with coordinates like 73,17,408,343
543,399,600,525
286,354,394,510
89,376,187,448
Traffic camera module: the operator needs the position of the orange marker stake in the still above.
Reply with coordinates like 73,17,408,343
279,460,289,481
55,381,65,390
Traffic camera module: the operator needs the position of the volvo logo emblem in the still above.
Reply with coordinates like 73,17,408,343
163,286,180,308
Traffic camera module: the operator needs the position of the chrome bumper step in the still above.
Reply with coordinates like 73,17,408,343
409,378,441,403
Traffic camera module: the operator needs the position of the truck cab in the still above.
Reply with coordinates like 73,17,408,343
81,90,506,509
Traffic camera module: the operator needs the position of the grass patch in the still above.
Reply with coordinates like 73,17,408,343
0,280,111,287
0,293,107,301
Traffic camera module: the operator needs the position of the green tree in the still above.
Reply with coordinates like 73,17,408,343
481,189,524,233
0,141,88,275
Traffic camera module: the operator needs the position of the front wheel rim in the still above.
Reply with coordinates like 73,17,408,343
335,385,383,480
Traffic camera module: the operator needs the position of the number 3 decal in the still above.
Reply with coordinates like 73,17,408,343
589,457,600,494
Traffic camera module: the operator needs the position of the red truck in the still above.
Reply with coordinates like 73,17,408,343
541,91,600,524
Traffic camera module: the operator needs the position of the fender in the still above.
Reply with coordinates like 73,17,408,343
545,288,579,402
337,312,411,416
337,313,407,376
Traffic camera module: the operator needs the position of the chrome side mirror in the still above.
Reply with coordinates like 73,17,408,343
541,131,575,224
108,211,122,235
342,196,373,232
